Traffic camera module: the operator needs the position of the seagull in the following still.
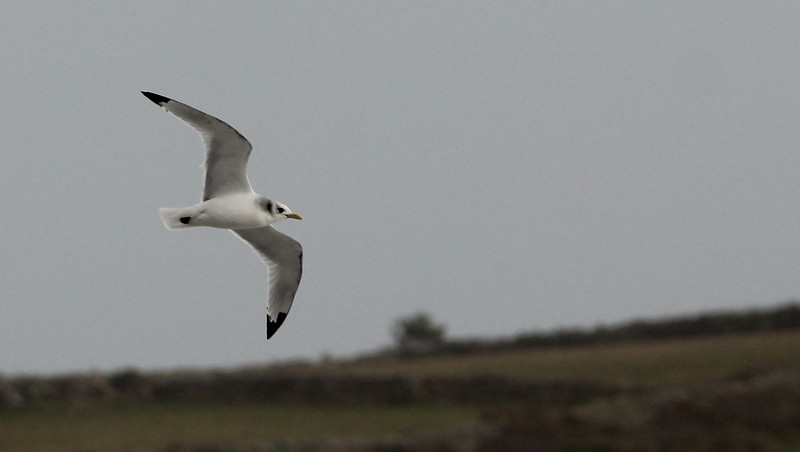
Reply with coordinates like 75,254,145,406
142,91,303,339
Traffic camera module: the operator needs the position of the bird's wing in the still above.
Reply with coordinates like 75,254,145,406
232,226,303,339
142,92,253,200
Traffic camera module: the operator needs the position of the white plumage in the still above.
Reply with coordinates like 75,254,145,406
143,91,303,339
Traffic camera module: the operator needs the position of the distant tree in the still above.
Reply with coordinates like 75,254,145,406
392,312,446,355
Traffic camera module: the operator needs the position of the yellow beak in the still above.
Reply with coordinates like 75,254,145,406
285,213,303,220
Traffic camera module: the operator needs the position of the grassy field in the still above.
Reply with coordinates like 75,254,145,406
0,402,481,451
2,330,800,451
328,329,800,386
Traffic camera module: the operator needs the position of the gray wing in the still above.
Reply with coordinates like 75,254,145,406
232,226,303,339
142,92,253,201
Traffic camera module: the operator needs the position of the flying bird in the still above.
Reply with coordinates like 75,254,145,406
142,91,303,339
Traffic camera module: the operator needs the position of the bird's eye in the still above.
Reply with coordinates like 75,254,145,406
277,207,285,214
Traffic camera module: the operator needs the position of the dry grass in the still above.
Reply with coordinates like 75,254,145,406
3,330,800,450
338,330,800,386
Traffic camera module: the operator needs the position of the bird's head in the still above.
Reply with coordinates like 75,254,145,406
259,197,303,222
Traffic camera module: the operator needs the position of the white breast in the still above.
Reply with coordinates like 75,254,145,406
192,193,270,229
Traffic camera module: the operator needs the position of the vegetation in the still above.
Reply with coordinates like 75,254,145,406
349,329,800,386
392,311,447,355
0,403,481,451
376,302,800,358
1,302,799,451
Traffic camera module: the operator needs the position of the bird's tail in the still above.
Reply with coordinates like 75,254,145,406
159,207,195,230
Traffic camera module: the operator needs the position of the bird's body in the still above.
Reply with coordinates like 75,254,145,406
142,91,303,339
160,193,272,230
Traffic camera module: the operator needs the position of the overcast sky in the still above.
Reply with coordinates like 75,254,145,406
1,2,799,375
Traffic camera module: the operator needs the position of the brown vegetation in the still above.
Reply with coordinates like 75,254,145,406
2,303,800,451
475,370,800,452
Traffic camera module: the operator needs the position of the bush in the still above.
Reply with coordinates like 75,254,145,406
392,312,447,355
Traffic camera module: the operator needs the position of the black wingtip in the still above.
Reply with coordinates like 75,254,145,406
141,91,171,106
266,312,288,339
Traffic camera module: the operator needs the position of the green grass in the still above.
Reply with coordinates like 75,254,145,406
0,402,480,451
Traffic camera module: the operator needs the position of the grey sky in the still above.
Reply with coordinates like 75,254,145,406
1,2,799,375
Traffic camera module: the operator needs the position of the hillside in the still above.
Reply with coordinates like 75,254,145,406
2,303,800,451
